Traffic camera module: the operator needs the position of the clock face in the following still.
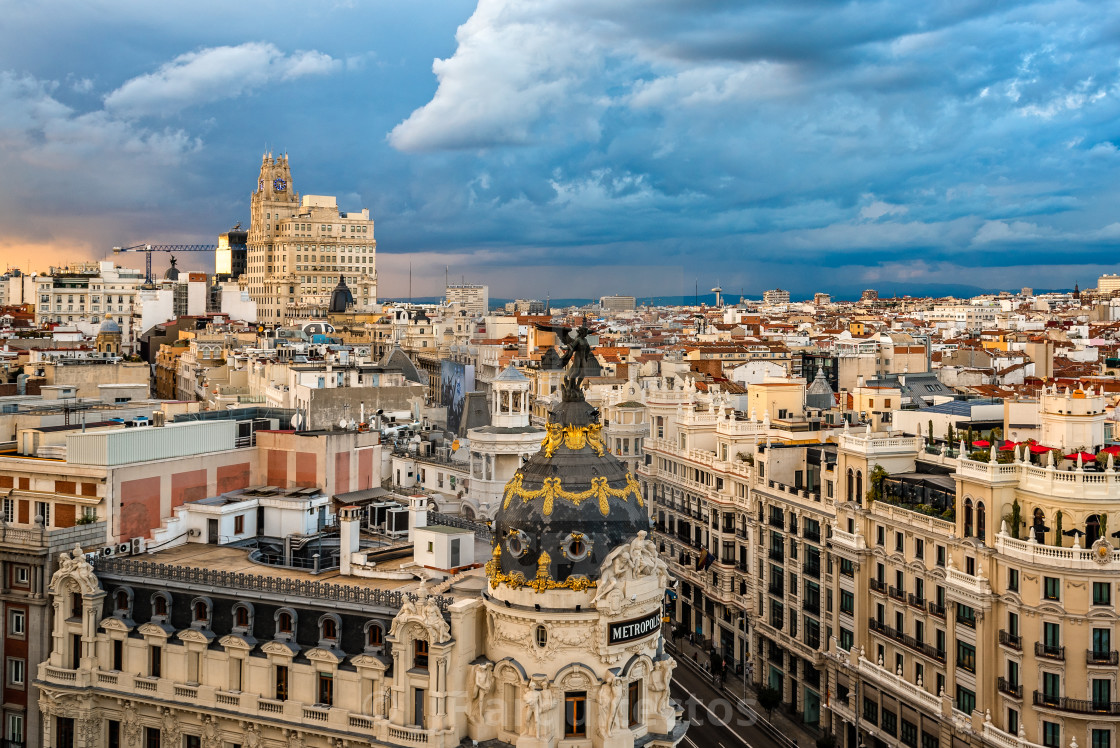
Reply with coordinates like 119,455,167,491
273,178,287,192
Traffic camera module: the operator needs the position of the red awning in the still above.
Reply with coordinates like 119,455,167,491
1029,444,1054,454
1064,452,1097,462
972,440,990,447
1101,446,1120,456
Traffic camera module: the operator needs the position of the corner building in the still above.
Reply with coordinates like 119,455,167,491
34,380,688,748
641,377,1120,748
247,153,377,322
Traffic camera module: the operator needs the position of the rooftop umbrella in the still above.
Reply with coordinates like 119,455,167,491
1101,446,1120,456
1029,444,1054,454
1063,528,1086,537
972,440,990,447
999,441,1021,451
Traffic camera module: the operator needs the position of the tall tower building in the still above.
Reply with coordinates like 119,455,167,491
246,153,377,322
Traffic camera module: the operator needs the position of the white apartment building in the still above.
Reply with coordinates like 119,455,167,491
33,262,145,352
246,153,377,322
445,284,488,316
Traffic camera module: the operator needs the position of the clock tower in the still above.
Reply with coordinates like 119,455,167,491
245,153,377,322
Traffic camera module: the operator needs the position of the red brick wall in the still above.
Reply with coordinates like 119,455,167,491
171,469,208,509
216,463,251,494
334,451,350,495
119,476,161,539
295,452,316,488
267,450,287,487
358,449,373,490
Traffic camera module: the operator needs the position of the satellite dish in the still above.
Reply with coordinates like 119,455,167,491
291,412,304,430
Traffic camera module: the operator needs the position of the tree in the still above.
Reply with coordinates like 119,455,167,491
928,420,935,446
946,424,955,447
991,426,1003,441
1010,500,1021,540
1054,511,1064,547
757,686,782,723
866,464,888,506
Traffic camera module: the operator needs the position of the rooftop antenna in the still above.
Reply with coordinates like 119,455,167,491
409,262,412,304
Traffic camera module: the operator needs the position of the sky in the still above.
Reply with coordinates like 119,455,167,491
1,0,1119,300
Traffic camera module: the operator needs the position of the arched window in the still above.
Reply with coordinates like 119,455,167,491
233,604,252,629
114,589,130,613
152,593,170,619
320,614,339,642
1087,515,1102,546
366,623,384,648
1033,508,1047,542
963,499,974,538
847,469,854,502
976,502,986,542
193,600,209,623
855,471,863,504
277,609,295,635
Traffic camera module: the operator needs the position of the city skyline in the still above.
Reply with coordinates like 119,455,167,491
2,1,1120,298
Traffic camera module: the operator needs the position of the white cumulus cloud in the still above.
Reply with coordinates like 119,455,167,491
104,42,341,118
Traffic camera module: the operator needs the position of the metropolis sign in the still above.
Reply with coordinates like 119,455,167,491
608,611,662,645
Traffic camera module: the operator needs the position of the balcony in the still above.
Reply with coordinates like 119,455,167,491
868,618,946,662
928,602,946,619
870,578,887,594
1035,642,1065,661
889,586,906,601
999,630,1022,651
907,593,926,609
1034,691,1120,715
998,678,1023,699
1087,649,1120,666
956,612,976,629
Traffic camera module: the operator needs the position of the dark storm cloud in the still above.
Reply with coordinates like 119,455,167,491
0,0,1117,296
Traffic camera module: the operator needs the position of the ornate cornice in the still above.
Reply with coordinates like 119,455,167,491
485,545,596,594
501,473,643,517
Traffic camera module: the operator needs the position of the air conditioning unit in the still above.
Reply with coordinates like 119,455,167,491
117,543,131,555
130,538,145,554
100,545,115,557
187,528,201,538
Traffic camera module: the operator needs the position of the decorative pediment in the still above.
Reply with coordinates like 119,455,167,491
48,544,102,596
100,617,134,633
389,584,452,644
177,628,216,644
219,634,257,651
350,654,390,671
305,647,344,665
262,640,300,657
138,622,175,639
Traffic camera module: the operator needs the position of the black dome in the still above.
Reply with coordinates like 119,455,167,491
490,379,649,589
328,275,354,313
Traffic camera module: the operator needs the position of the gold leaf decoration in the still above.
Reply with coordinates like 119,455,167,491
501,473,643,516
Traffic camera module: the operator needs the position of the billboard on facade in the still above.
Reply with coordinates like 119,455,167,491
440,360,475,435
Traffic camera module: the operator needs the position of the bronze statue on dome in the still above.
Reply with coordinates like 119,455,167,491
535,317,601,384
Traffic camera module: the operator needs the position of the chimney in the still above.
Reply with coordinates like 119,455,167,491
339,506,362,576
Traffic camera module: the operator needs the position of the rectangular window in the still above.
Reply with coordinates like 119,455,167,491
414,639,429,670
7,714,25,746
184,737,201,748
1043,722,1061,748
1008,709,1018,737
1044,622,1061,648
956,686,975,715
275,665,289,701
565,691,587,738
915,539,924,559
840,628,854,652
922,732,940,748
901,720,918,748
1094,582,1111,606
8,609,25,636
36,500,50,526
628,680,642,727
1008,568,1019,592
1093,679,1111,709
882,711,897,737
318,673,334,706
58,718,76,748
234,515,245,535
936,546,945,567
150,646,161,678
7,657,25,686
145,726,160,748
1044,577,1061,600
1092,730,1110,748
113,639,123,671
863,697,878,724
1043,672,1061,699
840,590,854,615
956,641,975,673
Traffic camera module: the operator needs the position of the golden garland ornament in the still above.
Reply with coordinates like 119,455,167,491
541,422,605,457
485,545,597,593
501,473,643,516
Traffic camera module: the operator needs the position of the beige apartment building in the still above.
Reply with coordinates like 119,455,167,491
246,154,377,322
640,377,1120,748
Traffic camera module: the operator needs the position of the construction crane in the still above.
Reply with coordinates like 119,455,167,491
112,244,217,284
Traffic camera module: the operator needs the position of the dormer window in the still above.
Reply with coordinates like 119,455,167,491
152,594,169,619
322,617,338,641
192,599,210,625
366,623,384,648
276,609,296,637
114,589,130,614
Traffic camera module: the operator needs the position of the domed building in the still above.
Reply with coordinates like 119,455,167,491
465,377,688,748
95,314,122,355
